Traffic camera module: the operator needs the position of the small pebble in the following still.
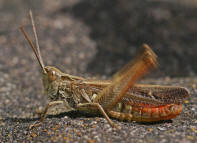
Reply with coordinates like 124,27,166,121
157,127,166,131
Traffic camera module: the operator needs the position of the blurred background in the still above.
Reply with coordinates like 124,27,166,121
0,0,197,79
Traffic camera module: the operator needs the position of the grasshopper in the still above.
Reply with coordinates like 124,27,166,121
20,11,189,129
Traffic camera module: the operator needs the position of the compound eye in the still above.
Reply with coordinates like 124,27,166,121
48,70,56,81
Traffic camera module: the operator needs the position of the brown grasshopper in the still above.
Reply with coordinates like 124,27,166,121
20,11,189,129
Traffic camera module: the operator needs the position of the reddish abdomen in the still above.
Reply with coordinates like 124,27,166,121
108,103,182,122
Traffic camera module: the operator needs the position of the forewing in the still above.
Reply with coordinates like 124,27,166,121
121,84,189,107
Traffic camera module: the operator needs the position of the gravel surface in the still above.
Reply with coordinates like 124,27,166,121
0,0,197,143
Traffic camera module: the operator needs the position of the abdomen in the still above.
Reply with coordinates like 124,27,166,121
107,103,182,122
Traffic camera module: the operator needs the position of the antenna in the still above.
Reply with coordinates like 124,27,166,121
20,27,46,73
29,10,45,69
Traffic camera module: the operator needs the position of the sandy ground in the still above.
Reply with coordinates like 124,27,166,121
0,0,197,142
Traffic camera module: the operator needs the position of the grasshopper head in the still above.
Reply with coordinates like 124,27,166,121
42,66,64,100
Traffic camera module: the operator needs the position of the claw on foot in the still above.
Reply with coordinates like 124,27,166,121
110,122,121,130
29,121,42,130
114,124,121,130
